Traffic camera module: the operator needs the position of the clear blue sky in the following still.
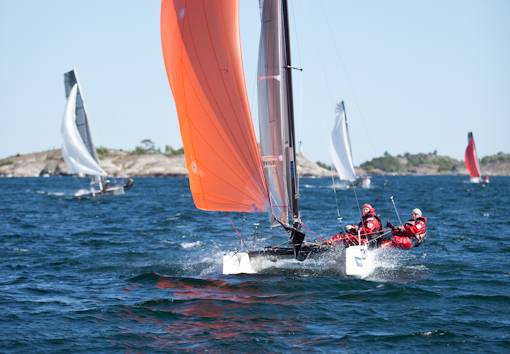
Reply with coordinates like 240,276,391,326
1,0,509,166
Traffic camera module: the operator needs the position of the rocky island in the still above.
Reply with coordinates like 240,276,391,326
1,149,509,178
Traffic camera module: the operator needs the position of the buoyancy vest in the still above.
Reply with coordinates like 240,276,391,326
404,217,427,247
359,213,384,243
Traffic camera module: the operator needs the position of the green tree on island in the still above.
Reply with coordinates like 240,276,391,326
361,152,401,172
96,146,109,159
165,145,184,156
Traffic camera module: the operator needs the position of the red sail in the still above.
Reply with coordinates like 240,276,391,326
465,133,481,178
160,0,269,212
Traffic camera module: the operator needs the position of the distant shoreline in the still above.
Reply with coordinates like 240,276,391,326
1,149,509,177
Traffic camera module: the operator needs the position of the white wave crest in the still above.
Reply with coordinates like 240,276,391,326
181,241,203,249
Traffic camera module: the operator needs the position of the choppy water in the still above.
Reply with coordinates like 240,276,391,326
1,176,509,353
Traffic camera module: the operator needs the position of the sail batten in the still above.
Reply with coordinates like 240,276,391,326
161,0,269,213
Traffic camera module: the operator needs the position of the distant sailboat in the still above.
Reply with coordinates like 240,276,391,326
330,101,370,188
61,69,126,196
161,0,374,277
464,132,483,183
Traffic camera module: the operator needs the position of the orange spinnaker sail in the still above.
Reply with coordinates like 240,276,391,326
161,0,269,212
465,134,481,178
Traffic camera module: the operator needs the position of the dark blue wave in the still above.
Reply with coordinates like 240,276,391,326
1,176,509,353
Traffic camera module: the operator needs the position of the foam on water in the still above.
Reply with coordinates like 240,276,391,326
180,241,203,248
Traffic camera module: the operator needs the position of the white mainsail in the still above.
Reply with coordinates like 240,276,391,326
64,70,101,164
61,84,106,177
330,101,357,182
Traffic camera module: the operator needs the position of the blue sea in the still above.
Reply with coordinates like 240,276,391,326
1,176,509,353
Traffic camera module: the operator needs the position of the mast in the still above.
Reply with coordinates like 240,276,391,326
282,0,299,223
282,0,305,259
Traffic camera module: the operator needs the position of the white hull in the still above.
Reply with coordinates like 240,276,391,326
344,245,375,277
222,244,375,278
74,185,125,197
223,253,256,274
467,177,489,184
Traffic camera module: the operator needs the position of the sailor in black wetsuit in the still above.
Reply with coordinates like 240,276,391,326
123,178,134,191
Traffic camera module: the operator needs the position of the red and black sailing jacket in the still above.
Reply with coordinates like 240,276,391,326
393,216,427,247
355,207,383,241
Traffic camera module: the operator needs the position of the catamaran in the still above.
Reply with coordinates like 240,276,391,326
330,101,370,189
464,132,486,183
160,0,375,277
61,69,127,196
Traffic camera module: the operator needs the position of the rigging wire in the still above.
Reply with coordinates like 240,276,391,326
301,0,367,226
314,0,404,228
224,212,250,251
380,178,403,227
329,167,342,228
296,73,304,198
290,0,305,197
285,205,326,241
301,0,334,151
290,0,303,154
299,0,347,230
74,176,87,190
303,0,334,107
226,212,290,250
317,0,378,159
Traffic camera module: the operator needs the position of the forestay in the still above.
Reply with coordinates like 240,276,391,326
160,0,269,213
330,101,356,182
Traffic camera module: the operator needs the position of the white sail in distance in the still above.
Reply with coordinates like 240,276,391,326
330,102,357,182
61,84,107,177
64,70,101,165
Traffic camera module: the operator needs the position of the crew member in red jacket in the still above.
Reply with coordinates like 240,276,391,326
381,208,427,249
329,204,383,246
